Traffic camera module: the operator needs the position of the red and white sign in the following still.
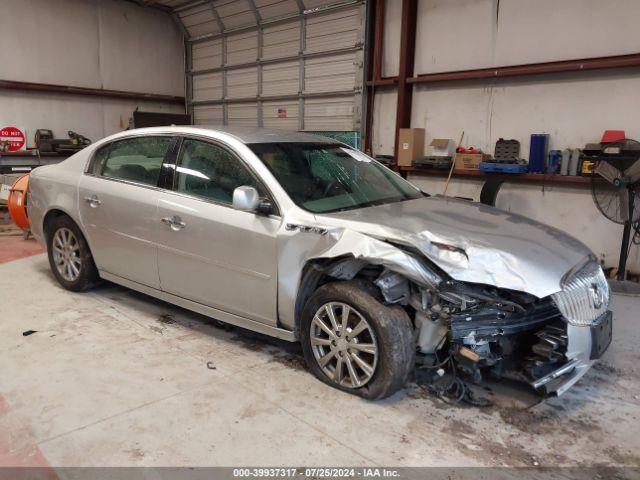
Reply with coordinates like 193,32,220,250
0,126,27,152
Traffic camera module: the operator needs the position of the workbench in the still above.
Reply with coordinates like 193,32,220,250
0,151,70,174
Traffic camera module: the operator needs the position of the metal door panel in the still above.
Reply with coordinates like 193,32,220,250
194,105,224,124
262,22,300,60
192,39,223,72
78,175,161,288
156,194,280,326
304,96,355,131
262,61,299,96
228,103,259,127
226,67,258,98
304,52,356,93
178,4,220,38
215,0,255,30
193,73,224,102
305,7,361,53
226,31,258,66
263,100,299,129
255,0,298,20
186,2,365,132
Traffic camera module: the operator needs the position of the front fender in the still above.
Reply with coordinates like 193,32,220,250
276,224,440,332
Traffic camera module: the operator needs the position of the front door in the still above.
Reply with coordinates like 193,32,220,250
79,135,174,289
156,137,280,326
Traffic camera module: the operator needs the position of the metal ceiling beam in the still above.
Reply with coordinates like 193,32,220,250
175,0,210,12
172,12,190,38
246,0,262,23
294,0,306,14
172,0,205,10
208,1,225,32
123,0,172,12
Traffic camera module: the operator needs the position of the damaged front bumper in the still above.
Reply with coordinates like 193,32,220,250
438,296,613,397
533,311,613,396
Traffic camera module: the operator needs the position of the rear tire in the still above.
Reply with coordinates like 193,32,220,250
301,281,415,400
46,215,100,291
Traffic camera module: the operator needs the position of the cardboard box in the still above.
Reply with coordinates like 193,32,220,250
427,138,456,157
454,153,491,170
397,128,425,167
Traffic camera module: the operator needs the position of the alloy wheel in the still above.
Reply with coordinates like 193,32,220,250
310,302,378,389
52,227,82,282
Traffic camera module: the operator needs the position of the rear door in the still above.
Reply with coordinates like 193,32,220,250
156,137,280,326
79,135,175,289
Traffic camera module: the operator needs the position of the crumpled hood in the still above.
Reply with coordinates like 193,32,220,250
318,196,592,298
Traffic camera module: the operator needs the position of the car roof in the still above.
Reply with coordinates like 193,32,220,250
180,126,338,144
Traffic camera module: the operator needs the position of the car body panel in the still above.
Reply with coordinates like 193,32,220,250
99,269,296,341
79,174,162,288
28,164,86,244
318,195,593,299
275,223,442,331
156,191,280,325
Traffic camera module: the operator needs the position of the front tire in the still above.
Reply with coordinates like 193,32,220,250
46,215,100,291
301,281,415,400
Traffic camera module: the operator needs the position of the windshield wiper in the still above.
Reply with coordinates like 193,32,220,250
323,196,414,213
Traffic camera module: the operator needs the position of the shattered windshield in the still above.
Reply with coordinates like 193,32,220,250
249,143,423,213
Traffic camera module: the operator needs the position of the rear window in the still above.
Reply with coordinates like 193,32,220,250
89,136,172,187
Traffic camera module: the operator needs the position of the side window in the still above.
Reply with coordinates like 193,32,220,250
174,139,263,204
90,136,171,187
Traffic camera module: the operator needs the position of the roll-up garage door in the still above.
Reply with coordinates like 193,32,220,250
176,0,365,133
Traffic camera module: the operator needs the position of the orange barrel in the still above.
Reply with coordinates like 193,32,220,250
7,173,30,230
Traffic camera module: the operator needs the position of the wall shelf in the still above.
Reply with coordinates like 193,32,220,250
1,150,68,158
0,150,71,174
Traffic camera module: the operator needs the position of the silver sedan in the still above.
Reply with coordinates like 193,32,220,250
27,127,612,400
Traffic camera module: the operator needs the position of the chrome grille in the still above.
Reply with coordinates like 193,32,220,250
551,260,610,326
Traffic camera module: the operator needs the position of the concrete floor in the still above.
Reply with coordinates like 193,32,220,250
0,252,639,469
0,222,44,264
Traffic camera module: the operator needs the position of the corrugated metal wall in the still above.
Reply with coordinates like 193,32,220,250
173,0,365,131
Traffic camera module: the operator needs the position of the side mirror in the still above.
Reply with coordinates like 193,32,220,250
232,186,260,212
232,186,273,215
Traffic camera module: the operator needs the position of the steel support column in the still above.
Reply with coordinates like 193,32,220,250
363,0,385,154
298,15,307,131
393,0,418,163
222,36,228,124
247,0,263,127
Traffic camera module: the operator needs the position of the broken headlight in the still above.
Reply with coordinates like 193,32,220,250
551,259,610,327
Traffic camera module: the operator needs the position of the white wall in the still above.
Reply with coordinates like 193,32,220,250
0,0,185,145
372,0,640,273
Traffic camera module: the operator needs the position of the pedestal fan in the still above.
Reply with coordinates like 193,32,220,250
591,141,640,293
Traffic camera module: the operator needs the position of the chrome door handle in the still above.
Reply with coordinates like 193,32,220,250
84,195,101,207
161,215,186,231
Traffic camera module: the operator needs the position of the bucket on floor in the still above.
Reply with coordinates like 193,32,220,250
8,173,30,231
